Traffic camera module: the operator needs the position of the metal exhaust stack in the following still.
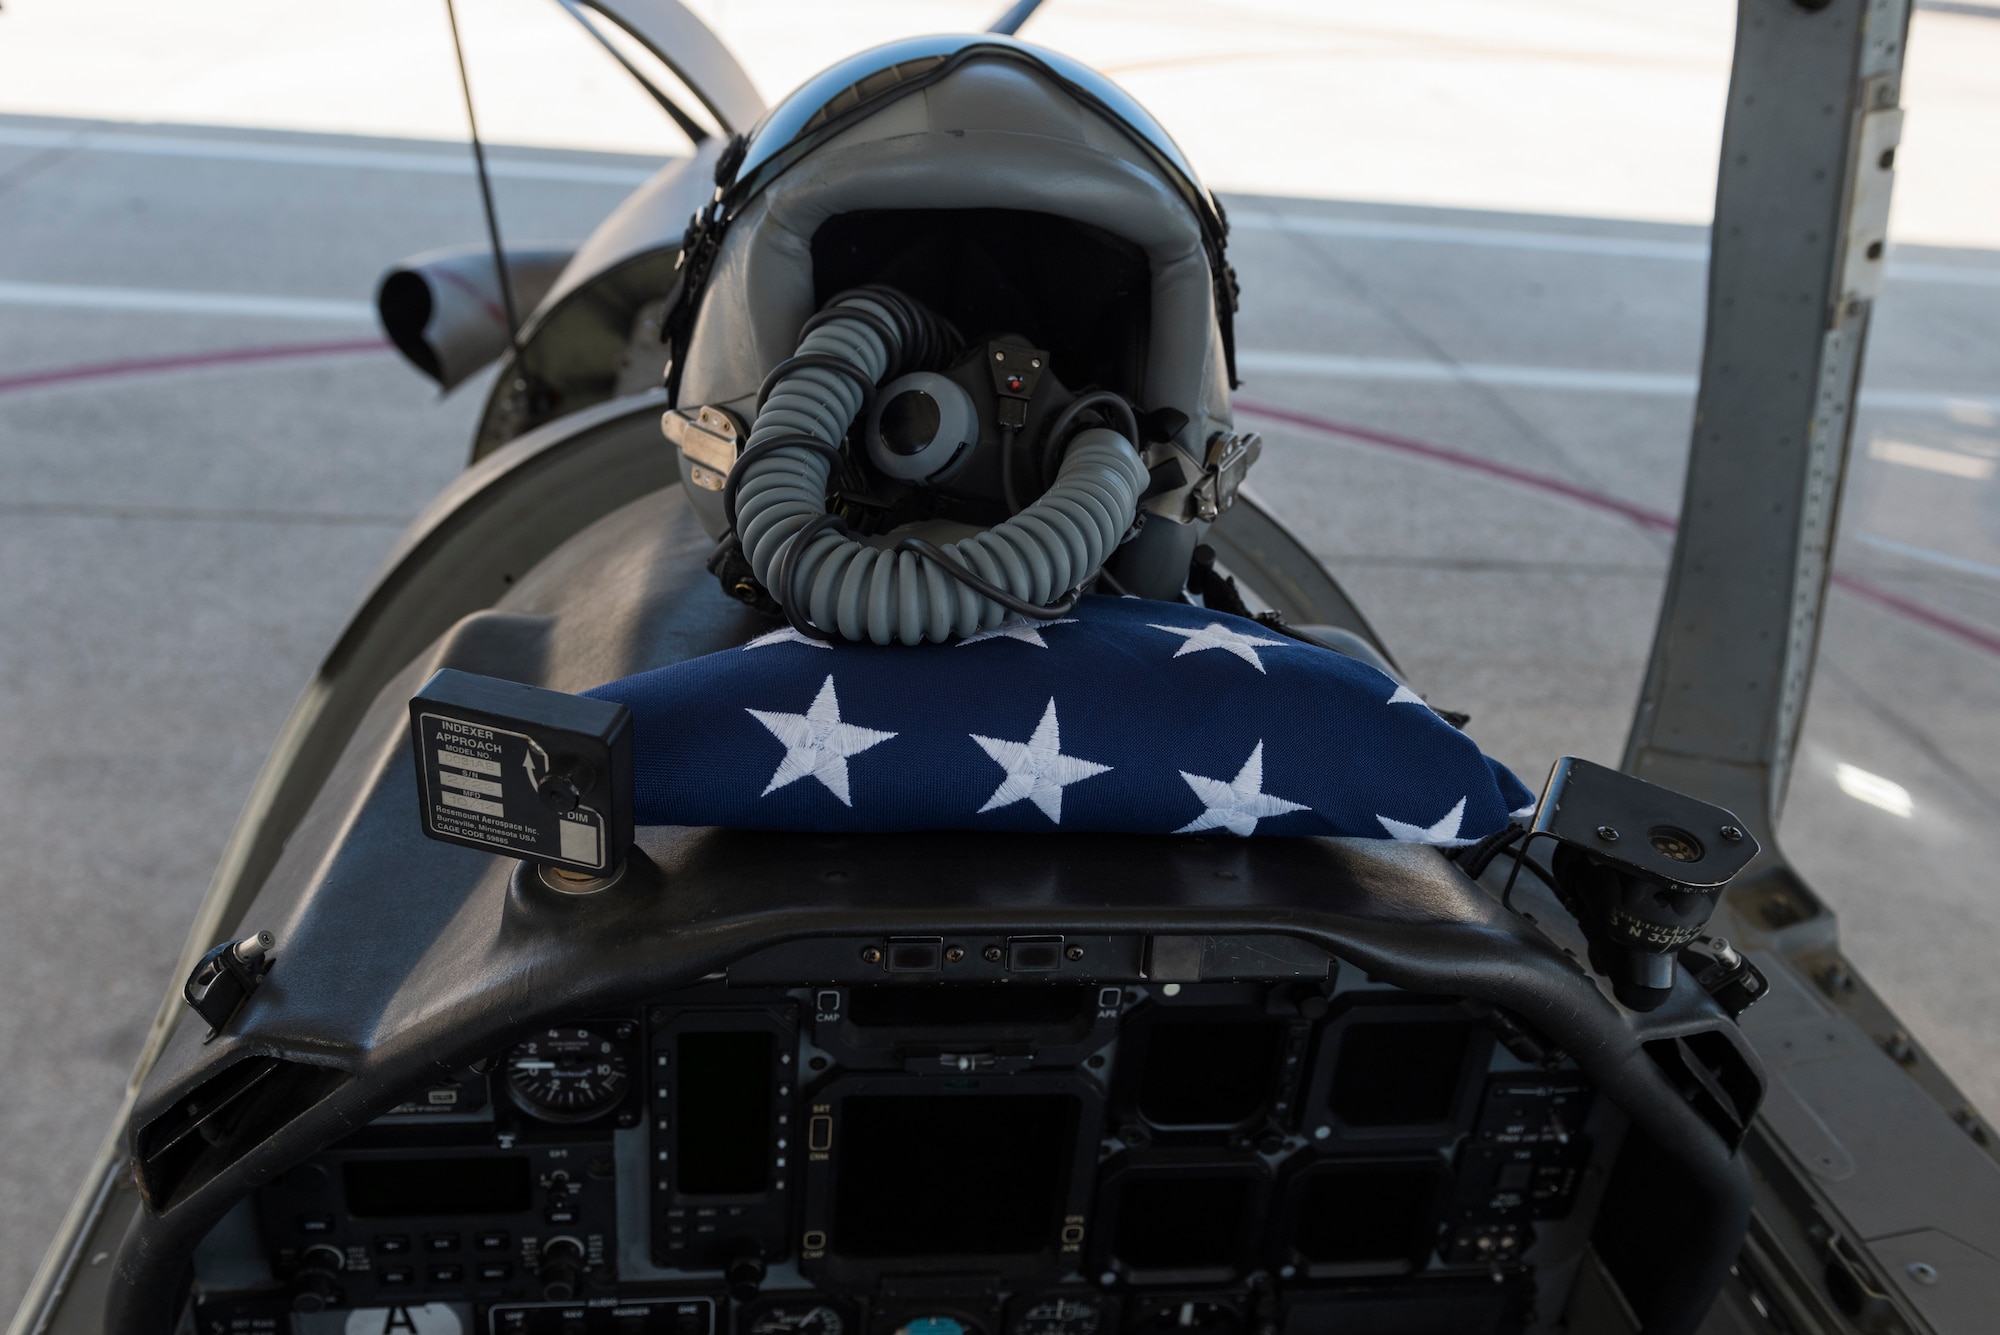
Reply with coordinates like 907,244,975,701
375,245,575,390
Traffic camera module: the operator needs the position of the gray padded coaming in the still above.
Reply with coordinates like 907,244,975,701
677,57,1232,537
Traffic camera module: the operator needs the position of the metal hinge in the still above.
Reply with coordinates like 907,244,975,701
1186,430,1262,522
1838,107,1902,311
662,404,745,491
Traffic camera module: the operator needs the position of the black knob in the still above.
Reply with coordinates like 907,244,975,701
300,1245,345,1273
537,758,594,813
292,1269,340,1313
725,1252,767,1302
539,1237,586,1300
539,1261,582,1301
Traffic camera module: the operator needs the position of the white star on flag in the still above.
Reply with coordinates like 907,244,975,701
1377,796,1476,847
746,675,896,806
1176,741,1310,836
970,697,1112,824
957,617,1077,649
743,627,831,651
1387,683,1429,708
1148,620,1291,673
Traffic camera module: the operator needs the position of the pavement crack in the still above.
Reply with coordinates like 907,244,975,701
0,118,131,200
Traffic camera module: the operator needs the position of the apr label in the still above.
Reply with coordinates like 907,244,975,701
416,712,606,869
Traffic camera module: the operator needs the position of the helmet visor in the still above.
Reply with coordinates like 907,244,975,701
730,33,1215,227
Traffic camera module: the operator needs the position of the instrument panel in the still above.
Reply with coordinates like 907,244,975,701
200,935,1606,1335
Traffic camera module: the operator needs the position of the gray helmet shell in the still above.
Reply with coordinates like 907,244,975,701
676,36,1236,539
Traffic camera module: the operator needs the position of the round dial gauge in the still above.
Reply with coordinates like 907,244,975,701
745,1305,846,1335
504,1026,627,1120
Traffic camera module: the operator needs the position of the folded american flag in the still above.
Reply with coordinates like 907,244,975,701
586,596,1533,841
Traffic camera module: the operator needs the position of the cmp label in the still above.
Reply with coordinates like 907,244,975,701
416,712,605,869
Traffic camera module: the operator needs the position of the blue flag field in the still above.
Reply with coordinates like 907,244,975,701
586,596,1534,841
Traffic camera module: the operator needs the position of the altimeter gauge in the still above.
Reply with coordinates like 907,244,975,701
743,1303,848,1335
504,1026,628,1120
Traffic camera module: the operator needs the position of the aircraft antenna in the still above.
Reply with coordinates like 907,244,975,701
442,0,524,361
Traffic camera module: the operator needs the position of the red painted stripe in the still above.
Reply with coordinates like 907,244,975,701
432,266,509,329
7,347,1993,661
1829,573,2000,657
0,338,387,395
1237,397,2000,660
1237,398,1678,533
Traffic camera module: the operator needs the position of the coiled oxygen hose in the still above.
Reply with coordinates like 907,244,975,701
727,288,1150,645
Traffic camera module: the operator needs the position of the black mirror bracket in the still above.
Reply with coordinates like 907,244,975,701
1527,757,1762,1013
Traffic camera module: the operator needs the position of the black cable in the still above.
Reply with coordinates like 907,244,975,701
1499,836,1561,914
798,302,902,362
999,423,1023,514
1457,822,1526,879
821,286,918,368
854,285,936,371
1039,390,1140,489
894,537,1083,622
1516,855,1560,894
441,0,521,357
1500,847,1527,914
988,0,1045,35
755,353,878,420
820,285,962,373
721,434,844,532
775,512,853,641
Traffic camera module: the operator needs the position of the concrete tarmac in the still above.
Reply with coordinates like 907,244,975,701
2,114,1998,1320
